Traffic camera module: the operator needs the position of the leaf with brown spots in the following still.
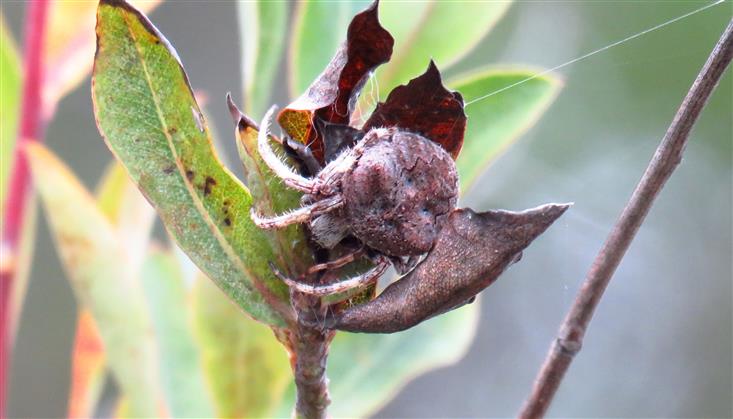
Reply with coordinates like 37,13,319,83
277,0,393,163
363,60,467,159
92,0,292,327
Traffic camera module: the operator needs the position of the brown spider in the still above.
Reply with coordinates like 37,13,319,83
251,106,459,296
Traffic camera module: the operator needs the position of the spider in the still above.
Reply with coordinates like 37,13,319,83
251,106,459,296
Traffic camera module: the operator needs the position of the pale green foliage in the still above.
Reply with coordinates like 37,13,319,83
192,276,292,418
289,0,371,96
450,70,563,191
378,1,512,94
239,1,288,118
141,251,215,417
27,144,161,417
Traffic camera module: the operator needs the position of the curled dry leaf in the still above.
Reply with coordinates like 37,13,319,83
363,60,466,159
277,0,394,163
329,204,571,333
278,1,467,167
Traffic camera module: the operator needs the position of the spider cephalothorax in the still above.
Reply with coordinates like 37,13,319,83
252,106,459,288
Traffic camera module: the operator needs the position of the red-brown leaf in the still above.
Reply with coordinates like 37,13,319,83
362,60,467,159
278,0,394,163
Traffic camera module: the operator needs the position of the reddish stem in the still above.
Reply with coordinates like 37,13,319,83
1,1,50,416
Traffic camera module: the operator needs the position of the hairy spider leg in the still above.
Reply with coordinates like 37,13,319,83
251,195,344,230
271,257,390,296
306,247,366,274
258,106,318,193
284,137,322,176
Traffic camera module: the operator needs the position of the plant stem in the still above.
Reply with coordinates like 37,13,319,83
518,17,733,419
1,1,50,416
290,291,333,419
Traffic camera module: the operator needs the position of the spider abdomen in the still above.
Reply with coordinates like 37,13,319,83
341,129,459,256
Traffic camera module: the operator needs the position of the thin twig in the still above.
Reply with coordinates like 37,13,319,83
1,1,50,416
518,17,733,419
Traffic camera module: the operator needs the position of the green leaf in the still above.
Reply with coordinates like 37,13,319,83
450,68,562,191
92,0,292,327
26,143,161,417
141,250,215,417
63,161,157,417
288,0,371,96
7,197,36,344
273,302,480,417
378,1,512,94
95,161,156,272
95,160,134,221
192,275,292,418
231,103,313,276
239,1,287,118
0,13,21,213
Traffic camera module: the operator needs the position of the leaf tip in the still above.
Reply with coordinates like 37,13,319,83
22,141,48,170
23,142,84,200
426,58,439,74
98,0,126,7
98,0,138,13
226,93,258,132
226,92,242,124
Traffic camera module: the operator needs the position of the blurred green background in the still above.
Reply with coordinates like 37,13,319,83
5,1,731,417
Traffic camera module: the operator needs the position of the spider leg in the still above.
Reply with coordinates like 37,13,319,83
389,255,421,275
284,137,323,176
251,195,343,229
258,106,317,193
306,247,365,274
271,257,390,296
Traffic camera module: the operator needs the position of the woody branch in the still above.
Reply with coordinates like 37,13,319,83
518,17,733,419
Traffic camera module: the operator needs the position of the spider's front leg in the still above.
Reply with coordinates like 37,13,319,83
270,256,390,297
258,106,318,194
251,194,344,229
